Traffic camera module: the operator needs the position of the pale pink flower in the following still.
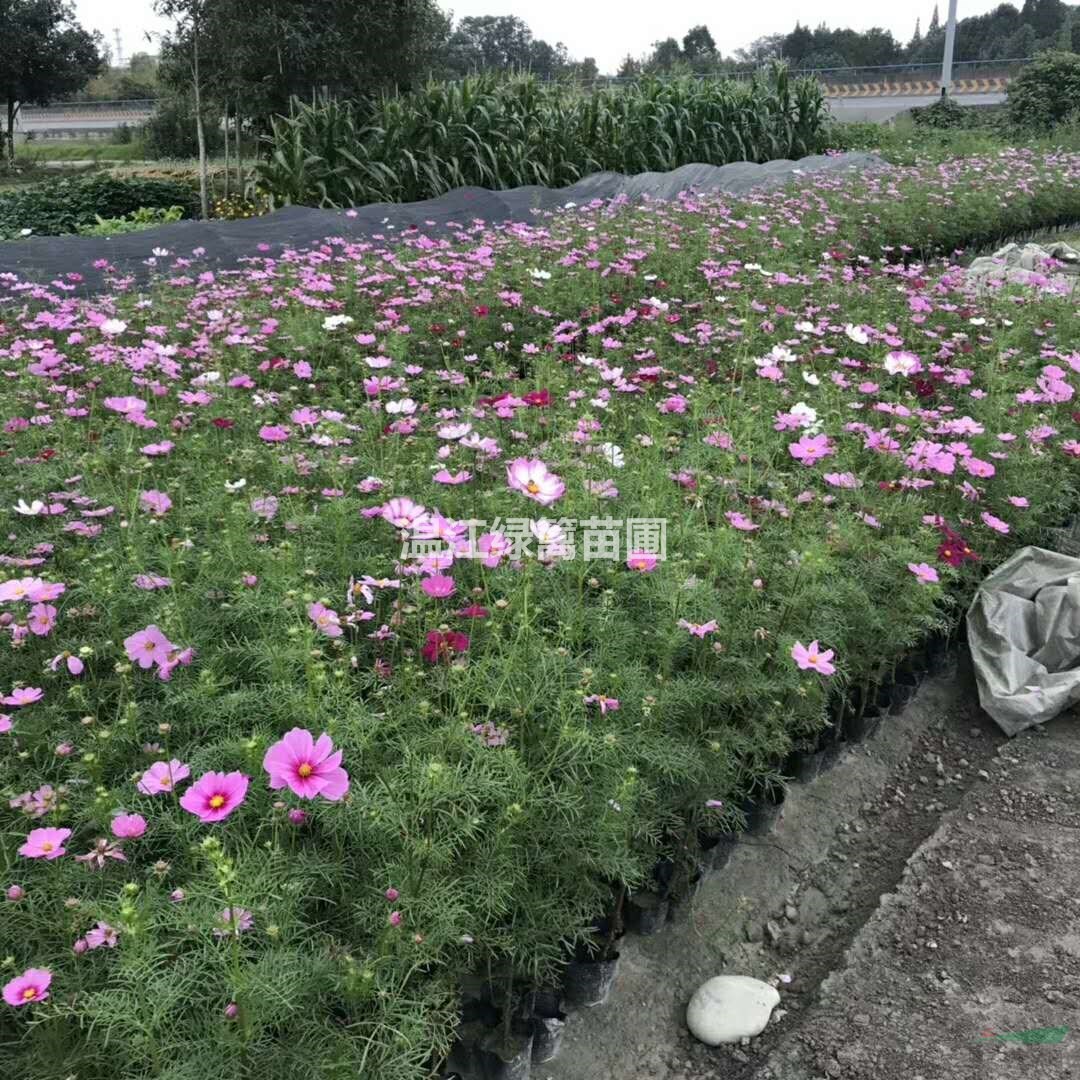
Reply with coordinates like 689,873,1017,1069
626,551,658,572
307,602,343,638
678,619,718,638
908,562,940,585
18,827,71,860
584,694,620,714
791,640,836,676
506,458,565,506
110,813,147,839
124,625,175,669
139,490,172,516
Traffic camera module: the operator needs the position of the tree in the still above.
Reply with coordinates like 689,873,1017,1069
734,34,785,65
682,25,717,61
617,54,642,78
929,4,941,33
910,17,923,48
156,0,212,219
648,37,685,71
784,22,815,64
0,0,103,168
445,15,535,73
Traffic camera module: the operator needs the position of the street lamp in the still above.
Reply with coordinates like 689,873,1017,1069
941,0,959,96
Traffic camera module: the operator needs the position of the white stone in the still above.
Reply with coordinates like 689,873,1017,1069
685,975,780,1046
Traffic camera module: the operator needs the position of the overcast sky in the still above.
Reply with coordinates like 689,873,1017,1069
74,0,1006,75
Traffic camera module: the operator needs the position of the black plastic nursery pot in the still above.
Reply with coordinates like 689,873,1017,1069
531,1014,567,1065
741,787,786,836
627,889,669,934
697,830,738,872
842,704,882,743
480,1028,534,1080
562,953,620,1008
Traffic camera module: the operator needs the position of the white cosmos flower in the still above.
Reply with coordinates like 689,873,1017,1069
224,479,247,493
13,499,45,516
192,371,221,386
385,398,416,416
599,442,625,468
100,319,128,336
844,323,869,345
322,315,354,331
794,320,815,333
19,228,32,237
152,247,170,257
528,268,552,281
768,344,796,365
802,371,821,386
791,402,822,434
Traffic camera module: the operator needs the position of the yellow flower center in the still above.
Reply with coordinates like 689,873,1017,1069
209,794,226,809
22,987,37,1001
808,652,819,664
526,481,540,494
160,777,172,788
41,842,54,852
298,763,313,778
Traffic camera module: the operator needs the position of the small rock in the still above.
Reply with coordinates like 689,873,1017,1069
766,920,784,945
686,975,781,1046
784,904,798,923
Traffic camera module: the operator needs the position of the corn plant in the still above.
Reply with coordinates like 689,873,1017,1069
256,66,827,209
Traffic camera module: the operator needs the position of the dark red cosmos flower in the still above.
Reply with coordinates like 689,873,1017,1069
421,631,469,664
938,541,979,567
522,389,551,408
456,605,489,619
913,379,937,399
472,305,489,317
212,418,235,429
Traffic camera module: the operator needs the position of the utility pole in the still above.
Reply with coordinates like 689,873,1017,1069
941,0,959,96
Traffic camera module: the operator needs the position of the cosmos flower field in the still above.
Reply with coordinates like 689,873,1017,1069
2,147,1080,1078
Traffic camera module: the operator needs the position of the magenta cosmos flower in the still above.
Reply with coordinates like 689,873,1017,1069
3,968,51,1007
124,625,175,670
791,640,836,676
584,694,620,714
179,771,249,822
625,551,658,572
678,618,718,638
18,827,71,860
137,759,190,795
506,458,565,506
263,728,349,801
420,574,456,599
111,813,147,839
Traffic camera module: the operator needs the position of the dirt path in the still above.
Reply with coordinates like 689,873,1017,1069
539,655,1079,1080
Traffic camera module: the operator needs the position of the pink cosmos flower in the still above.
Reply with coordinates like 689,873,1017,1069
981,512,1010,534
0,715,11,734
258,424,290,442
434,469,472,485
584,694,620,714
49,653,84,675
74,838,127,869
2,687,43,707
421,574,456,599
263,728,349,801
307,602,343,638
725,511,759,532
678,619,718,638
506,458,566,506
381,497,427,530
124,625,175,670
141,440,174,456
111,813,147,839
138,760,191,794
18,827,71,860
85,922,119,949
3,968,51,1007
133,574,171,590
477,531,511,568
791,640,836,676
908,563,940,585
788,433,833,466
139,490,172,515
179,771,249,822
626,551,658,572
213,906,254,938
27,603,57,636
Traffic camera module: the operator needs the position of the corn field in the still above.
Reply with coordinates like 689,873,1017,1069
256,67,828,208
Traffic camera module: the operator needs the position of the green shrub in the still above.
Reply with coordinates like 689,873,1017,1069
257,67,828,208
143,93,225,159
910,96,971,129
0,175,199,239
1007,50,1080,130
